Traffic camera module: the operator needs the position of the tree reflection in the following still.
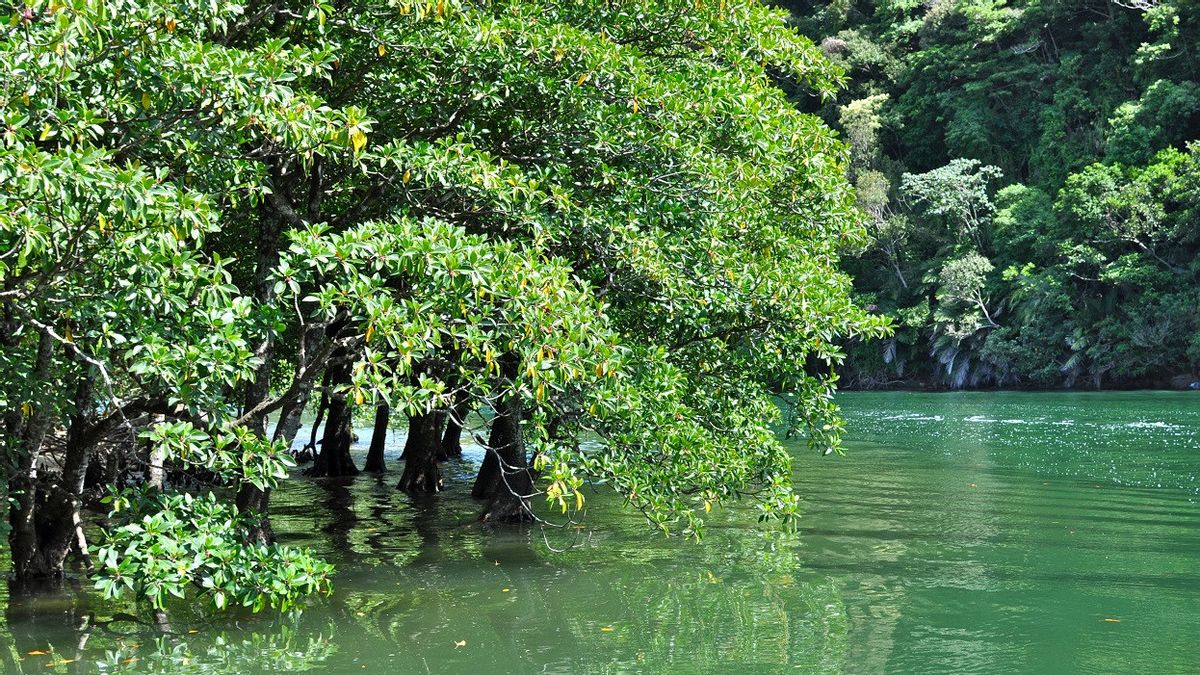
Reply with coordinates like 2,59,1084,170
0,468,851,673
2,584,336,674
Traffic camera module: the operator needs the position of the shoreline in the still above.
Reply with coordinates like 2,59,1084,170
839,380,1200,394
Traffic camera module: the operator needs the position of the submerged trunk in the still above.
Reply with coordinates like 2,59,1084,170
8,339,98,583
470,424,501,500
397,411,443,492
8,333,59,581
236,483,273,546
364,405,389,473
439,394,472,460
310,358,359,477
480,393,532,521
473,353,533,522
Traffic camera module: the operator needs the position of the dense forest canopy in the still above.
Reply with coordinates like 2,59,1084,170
0,0,884,610
782,0,1200,388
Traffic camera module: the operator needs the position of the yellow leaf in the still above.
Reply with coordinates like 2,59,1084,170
704,500,711,513
350,129,367,154
1104,618,1121,623
354,390,364,405
377,44,386,56
575,490,584,510
26,650,48,656
366,324,375,341
165,18,176,32
501,588,510,593
576,72,591,86
630,98,639,113
142,92,152,110
402,169,412,183
600,626,613,633
39,124,53,141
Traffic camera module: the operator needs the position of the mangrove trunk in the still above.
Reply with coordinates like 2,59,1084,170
397,411,443,492
364,404,389,473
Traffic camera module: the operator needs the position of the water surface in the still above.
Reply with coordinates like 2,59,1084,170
4,391,1198,673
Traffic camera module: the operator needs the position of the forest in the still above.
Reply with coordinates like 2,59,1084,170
0,0,1197,635
785,0,1200,389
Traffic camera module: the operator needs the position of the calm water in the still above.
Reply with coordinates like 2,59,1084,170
3,391,1199,673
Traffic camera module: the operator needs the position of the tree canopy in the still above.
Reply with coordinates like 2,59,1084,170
0,0,883,611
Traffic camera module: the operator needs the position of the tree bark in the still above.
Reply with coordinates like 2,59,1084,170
234,200,289,545
273,324,325,450
243,202,283,438
273,393,308,452
364,404,389,473
52,365,97,573
396,411,443,492
147,428,166,490
297,369,332,464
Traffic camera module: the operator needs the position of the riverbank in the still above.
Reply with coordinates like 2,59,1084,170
841,373,1200,392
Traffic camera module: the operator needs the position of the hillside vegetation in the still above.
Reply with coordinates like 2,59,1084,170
786,0,1199,388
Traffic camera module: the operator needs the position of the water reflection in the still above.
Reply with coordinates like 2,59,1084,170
1,483,851,673
1,392,1198,673
2,585,337,674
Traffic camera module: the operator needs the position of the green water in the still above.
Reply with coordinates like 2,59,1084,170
3,391,1199,673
